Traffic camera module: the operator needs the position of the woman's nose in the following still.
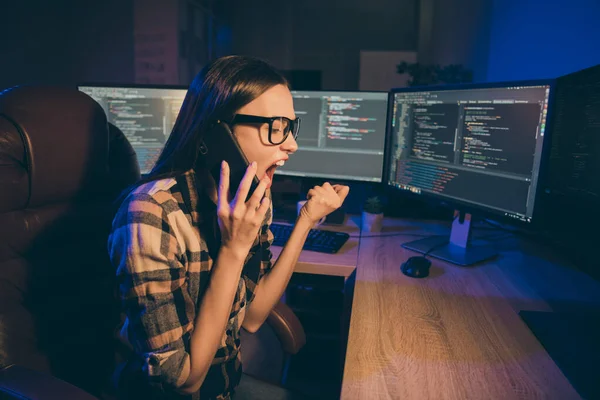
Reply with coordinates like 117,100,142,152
282,134,298,153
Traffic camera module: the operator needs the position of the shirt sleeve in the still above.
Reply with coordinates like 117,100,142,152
258,202,275,280
108,193,194,391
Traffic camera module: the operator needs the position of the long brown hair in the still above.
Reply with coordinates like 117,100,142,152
124,55,288,194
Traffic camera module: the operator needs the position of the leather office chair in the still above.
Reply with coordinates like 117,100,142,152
0,86,305,399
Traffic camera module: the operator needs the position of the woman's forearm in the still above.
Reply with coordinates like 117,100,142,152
178,248,245,394
243,215,313,332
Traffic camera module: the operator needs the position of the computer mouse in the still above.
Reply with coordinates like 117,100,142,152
401,256,432,278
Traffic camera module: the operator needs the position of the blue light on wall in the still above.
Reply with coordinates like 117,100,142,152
215,24,233,58
487,0,600,82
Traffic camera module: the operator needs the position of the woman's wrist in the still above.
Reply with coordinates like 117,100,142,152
295,214,316,233
218,245,248,267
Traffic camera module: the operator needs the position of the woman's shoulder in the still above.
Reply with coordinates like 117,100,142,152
135,175,178,198
118,176,181,215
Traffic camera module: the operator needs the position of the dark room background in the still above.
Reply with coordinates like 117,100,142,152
2,0,599,92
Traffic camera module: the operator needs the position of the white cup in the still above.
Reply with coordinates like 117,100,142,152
297,200,326,226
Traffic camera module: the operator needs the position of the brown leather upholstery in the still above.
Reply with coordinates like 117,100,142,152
0,85,140,397
267,301,306,355
241,301,306,384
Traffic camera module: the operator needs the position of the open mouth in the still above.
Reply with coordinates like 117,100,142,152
265,160,286,185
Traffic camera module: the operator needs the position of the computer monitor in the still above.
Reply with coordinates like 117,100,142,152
545,65,600,226
386,80,554,265
78,84,188,174
275,90,389,182
542,65,600,279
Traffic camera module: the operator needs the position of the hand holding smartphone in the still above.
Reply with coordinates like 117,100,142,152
216,159,271,259
204,123,271,259
199,120,261,202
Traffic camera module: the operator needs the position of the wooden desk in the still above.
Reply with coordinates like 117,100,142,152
271,216,360,279
340,217,600,399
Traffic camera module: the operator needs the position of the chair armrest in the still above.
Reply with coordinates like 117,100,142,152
0,364,98,400
266,301,306,355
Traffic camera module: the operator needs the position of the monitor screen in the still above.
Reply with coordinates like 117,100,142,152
386,82,553,223
78,85,187,174
276,90,389,182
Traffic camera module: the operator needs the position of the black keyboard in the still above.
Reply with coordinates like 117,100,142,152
270,222,350,254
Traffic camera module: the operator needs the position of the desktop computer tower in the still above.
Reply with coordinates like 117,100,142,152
540,64,600,280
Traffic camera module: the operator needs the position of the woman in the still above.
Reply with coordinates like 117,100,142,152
108,55,349,399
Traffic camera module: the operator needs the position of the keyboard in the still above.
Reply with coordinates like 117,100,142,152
270,222,350,254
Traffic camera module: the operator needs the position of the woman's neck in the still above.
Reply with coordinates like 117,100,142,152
196,169,218,205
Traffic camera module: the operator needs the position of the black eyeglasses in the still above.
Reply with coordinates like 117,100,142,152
229,114,300,145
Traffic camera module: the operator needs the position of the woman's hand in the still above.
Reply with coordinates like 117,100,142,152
300,182,350,225
217,161,270,261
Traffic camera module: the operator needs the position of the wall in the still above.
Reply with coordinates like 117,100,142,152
69,0,135,85
1,0,418,91
227,0,294,72
486,0,600,82
413,0,600,83
0,0,134,90
359,51,417,91
292,0,418,90
417,0,493,82
133,0,179,84
0,1,73,90
227,0,419,90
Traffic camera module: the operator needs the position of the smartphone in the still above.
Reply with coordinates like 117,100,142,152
199,120,260,202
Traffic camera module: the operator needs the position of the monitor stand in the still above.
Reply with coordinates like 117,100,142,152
401,210,497,266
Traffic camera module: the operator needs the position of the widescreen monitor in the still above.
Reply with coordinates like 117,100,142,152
386,81,554,264
276,90,389,182
78,84,187,174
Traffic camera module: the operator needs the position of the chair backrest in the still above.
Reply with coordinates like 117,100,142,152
0,85,140,396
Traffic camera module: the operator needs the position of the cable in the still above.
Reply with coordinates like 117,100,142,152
353,225,517,240
354,227,515,260
480,219,546,240
350,232,431,238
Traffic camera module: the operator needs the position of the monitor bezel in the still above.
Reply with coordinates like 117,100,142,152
383,79,557,227
278,89,391,183
77,82,189,91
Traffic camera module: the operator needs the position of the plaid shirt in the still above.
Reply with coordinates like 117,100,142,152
108,169,274,399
